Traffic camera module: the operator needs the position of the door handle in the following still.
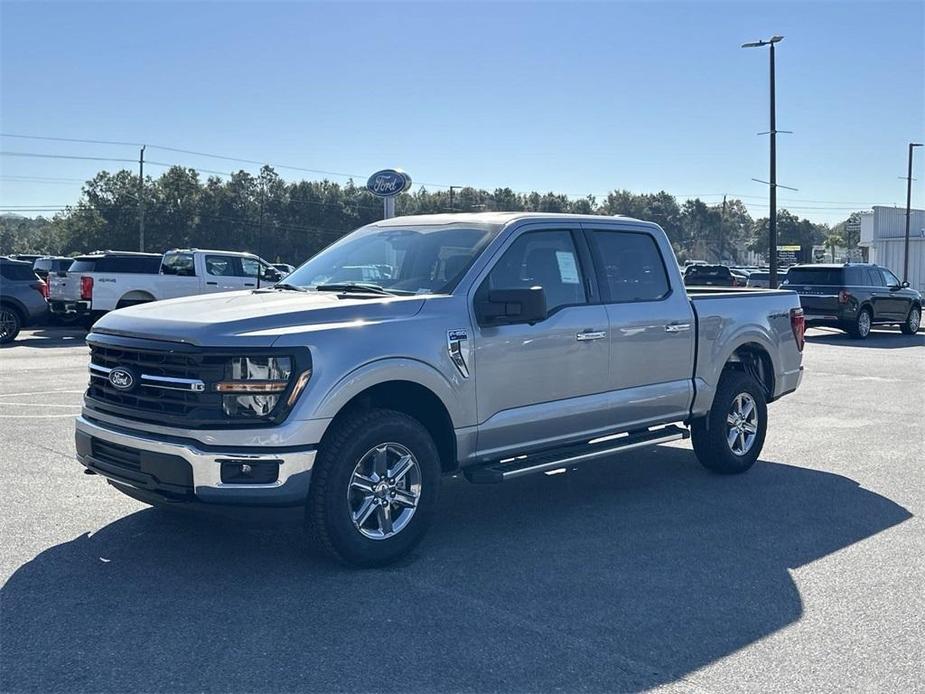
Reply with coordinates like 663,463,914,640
206,281,218,286
576,330,607,341
244,283,256,287
665,323,691,333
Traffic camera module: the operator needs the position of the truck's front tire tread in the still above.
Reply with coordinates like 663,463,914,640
691,369,767,475
306,408,440,567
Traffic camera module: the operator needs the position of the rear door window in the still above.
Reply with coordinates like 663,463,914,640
589,230,670,302
161,253,196,276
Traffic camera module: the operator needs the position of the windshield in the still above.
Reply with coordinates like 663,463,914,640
282,225,497,295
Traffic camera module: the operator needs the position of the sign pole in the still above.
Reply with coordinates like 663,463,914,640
384,196,395,219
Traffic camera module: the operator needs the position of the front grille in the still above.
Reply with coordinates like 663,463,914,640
83,334,309,429
87,341,226,426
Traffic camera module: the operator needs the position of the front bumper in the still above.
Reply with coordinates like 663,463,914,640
75,415,316,506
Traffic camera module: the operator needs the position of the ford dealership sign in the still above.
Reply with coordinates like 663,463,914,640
366,169,412,197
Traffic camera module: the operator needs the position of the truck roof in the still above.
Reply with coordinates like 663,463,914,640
167,248,258,257
373,212,648,228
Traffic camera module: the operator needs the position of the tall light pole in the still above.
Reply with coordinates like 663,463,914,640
742,35,784,288
903,142,922,283
138,145,146,252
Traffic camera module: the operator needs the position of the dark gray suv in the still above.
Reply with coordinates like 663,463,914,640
0,257,48,344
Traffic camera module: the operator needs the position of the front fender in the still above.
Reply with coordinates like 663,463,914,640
312,357,467,428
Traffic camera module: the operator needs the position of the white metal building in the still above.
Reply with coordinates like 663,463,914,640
859,206,925,293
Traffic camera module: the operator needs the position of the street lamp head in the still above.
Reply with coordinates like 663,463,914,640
741,40,765,48
912,143,924,148
769,35,784,43
742,35,784,48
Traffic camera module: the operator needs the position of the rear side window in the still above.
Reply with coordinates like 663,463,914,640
161,253,196,276
590,231,670,302
845,268,869,286
68,258,98,273
0,263,37,281
866,269,884,287
96,255,161,273
784,268,844,285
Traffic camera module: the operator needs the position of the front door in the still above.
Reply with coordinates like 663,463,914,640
583,223,695,427
471,227,610,459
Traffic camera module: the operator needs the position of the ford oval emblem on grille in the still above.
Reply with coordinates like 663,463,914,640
108,367,135,391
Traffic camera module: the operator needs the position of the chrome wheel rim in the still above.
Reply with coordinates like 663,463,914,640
858,311,871,336
347,442,421,540
0,309,16,340
726,393,759,456
909,308,920,332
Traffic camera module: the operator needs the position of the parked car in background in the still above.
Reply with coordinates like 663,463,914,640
747,271,771,288
684,264,742,287
48,248,283,324
0,256,48,344
782,263,922,339
32,256,74,281
8,254,43,265
75,212,805,566
272,263,296,277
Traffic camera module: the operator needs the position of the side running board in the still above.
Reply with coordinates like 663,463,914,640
464,425,689,484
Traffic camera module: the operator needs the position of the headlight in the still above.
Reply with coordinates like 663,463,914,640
216,356,310,419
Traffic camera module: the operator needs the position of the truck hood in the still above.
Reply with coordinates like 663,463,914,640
92,289,427,347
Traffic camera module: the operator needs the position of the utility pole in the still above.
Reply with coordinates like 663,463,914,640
449,186,459,212
720,194,727,263
138,145,146,252
903,142,923,283
742,35,794,289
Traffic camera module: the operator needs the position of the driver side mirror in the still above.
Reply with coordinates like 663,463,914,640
475,287,547,326
901,281,910,288
261,267,282,283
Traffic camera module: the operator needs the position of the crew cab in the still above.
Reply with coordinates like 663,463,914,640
74,213,805,566
782,263,922,338
48,249,282,322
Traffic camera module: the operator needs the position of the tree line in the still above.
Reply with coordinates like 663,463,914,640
1,165,856,264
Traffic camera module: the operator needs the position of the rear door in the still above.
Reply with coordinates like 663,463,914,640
471,225,611,458
583,222,695,427
158,252,202,299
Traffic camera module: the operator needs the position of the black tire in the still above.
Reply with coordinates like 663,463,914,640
900,304,921,335
307,408,441,567
0,305,23,345
846,306,872,339
691,369,768,475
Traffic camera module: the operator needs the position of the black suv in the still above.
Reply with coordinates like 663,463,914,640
683,264,742,287
782,263,922,339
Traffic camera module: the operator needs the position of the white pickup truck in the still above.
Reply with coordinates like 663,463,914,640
48,249,283,322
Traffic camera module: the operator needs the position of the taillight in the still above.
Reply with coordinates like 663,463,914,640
35,280,48,299
80,276,94,301
837,289,851,304
790,308,805,352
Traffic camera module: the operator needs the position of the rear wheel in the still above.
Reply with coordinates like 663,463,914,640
0,305,23,344
307,409,440,567
691,369,767,475
847,307,872,339
900,305,921,335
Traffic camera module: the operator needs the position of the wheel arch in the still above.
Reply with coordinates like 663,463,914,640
322,380,458,473
722,342,775,401
116,290,156,308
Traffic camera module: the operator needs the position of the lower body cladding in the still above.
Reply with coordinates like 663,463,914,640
74,415,316,506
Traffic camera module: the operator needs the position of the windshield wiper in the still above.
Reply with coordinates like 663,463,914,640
315,283,396,296
271,283,309,292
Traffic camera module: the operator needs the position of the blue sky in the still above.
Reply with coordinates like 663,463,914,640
1,0,923,224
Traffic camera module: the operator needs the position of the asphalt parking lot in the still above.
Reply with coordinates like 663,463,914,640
1,326,923,693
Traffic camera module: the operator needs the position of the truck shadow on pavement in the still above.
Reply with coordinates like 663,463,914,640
805,328,925,349
0,447,911,693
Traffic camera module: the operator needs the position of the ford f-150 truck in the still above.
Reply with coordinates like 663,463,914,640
49,248,282,323
74,213,805,566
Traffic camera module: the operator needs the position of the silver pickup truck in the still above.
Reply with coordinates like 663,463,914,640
75,213,805,566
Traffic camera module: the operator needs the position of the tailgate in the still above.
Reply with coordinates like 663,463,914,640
49,271,84,302
789,285,840,317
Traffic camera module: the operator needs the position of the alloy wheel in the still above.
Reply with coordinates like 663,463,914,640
0,309,17,341
347,443,422,540
726,392,759,456
858,310,871,337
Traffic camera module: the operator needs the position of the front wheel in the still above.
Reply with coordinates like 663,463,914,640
307,409,441,567
691,369,768,475
900,305,921,335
